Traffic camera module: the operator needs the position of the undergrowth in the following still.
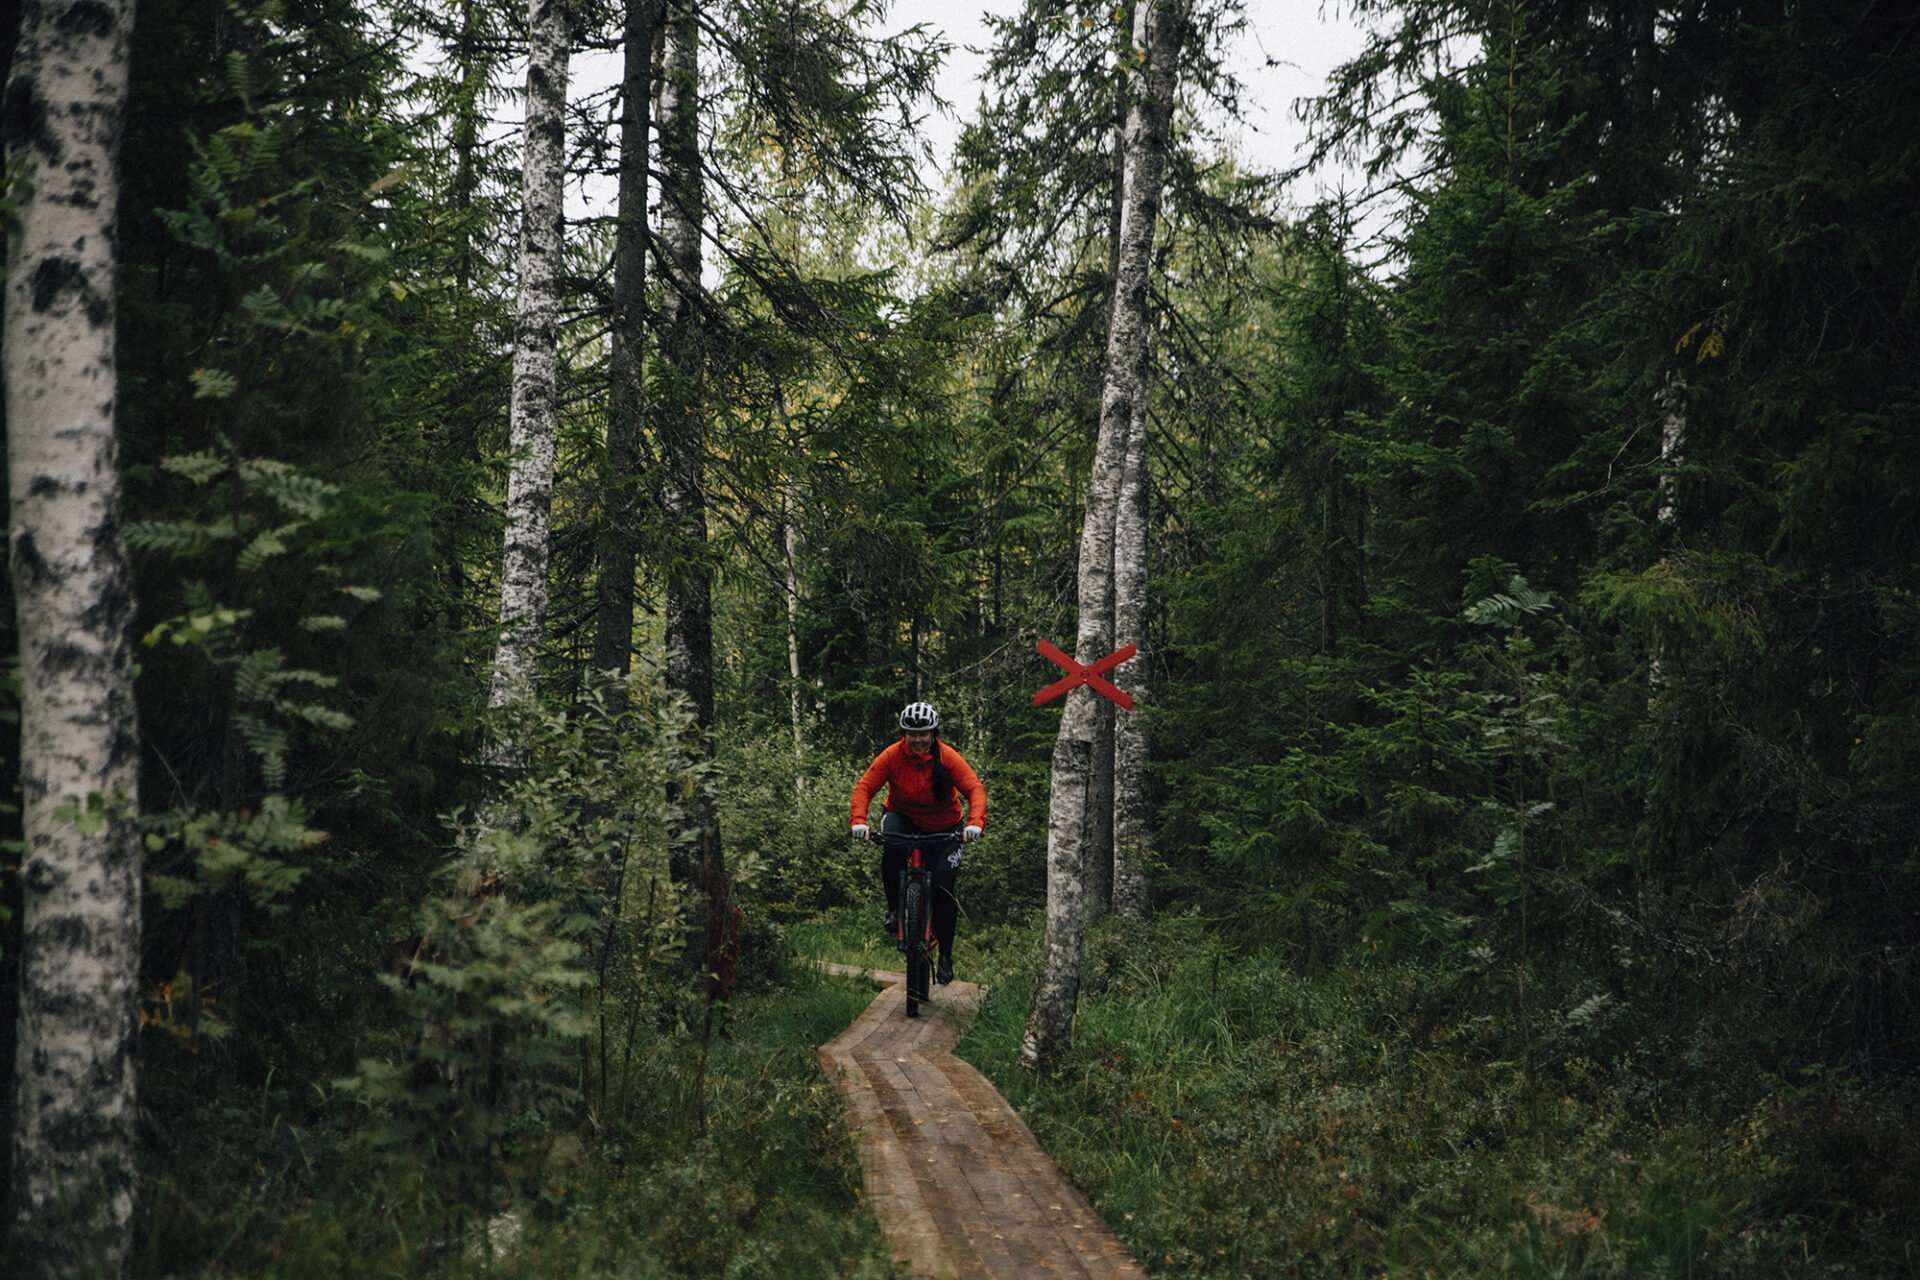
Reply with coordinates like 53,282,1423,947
135,962,889,1279
954,913,1920,1279
126,903,1919,1278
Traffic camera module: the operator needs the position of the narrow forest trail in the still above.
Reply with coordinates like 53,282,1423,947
816,963,1146,1279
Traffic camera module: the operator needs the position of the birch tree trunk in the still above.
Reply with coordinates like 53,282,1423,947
1022,0,1183,1071
4,2,143,1272
1088,613,1116,908
782,471,806,767
1656,375,1685,531
1649,374,1685,693
591,0,659,690
1111,391,1151,917
1086,93,1129,911
658,0,720,883
485,0,570,751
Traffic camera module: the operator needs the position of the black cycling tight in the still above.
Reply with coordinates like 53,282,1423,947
879,813,960,958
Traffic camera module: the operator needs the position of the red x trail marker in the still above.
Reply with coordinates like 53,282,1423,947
1033,639,1136,710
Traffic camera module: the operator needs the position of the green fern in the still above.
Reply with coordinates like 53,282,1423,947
239,459,338,518
236,522,304,572
1464,574,1554,629
161,452,226,487
125,517,240,557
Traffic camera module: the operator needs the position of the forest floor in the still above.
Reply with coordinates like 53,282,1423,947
816,960,1146,1277
796,908,1920,1279
131,909,1917,1278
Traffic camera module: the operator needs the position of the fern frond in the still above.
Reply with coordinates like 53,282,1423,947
1465,575,1553,629
237,522,306,573
161,451,229,483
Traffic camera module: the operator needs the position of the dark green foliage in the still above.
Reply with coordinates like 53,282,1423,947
4,0,1918,1269
134,960,888,1277
92,0,496,1121
340,673,700,1222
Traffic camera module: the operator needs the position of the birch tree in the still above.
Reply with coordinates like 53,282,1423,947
1086,75,1132,909
1023,0,1184,1070
780,407,808,769
591,0,660,689
485,0,571,743
1111,392,1151,916
4,0,143,1272
1086,35,1146,908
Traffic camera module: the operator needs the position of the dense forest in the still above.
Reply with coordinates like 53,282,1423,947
3,0,1916,1275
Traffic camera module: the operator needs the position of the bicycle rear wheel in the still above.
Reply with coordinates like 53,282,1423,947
901,877,928,1016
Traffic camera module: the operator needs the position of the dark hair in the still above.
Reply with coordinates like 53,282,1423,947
929,733,954,804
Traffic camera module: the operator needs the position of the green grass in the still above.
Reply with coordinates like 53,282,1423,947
135,962,892,1279
948,912,1920,1279
785,905,902,973
128,906,1920,1278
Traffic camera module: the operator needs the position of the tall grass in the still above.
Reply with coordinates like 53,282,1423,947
127,904,1918,1277
134,963,890,1279
954,913,1920,1278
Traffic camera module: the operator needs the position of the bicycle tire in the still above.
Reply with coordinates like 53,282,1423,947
901,877,928,1016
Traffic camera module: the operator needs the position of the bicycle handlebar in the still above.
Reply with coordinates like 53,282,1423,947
857,825,964,844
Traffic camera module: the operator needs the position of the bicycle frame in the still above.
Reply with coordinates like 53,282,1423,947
879,826,961,1017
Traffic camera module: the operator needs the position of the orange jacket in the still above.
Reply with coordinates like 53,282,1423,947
850,740,987,834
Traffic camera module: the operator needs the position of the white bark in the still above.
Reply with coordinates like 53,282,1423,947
1649,374,1685,693
486,0,571,741
1087,82,1128,908
1023,0,1183,1071
1089,660,1116,906
783,473,806,766
1112,392,1151,916
1656,374,1685,530
4,1,143,1273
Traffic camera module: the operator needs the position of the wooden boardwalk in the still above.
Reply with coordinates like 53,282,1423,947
817,963,1147,1279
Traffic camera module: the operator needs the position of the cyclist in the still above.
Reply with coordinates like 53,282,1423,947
850,701,987,984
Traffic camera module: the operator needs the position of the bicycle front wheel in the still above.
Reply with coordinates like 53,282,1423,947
901,877,929,1015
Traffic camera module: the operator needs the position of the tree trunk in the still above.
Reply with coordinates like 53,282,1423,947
1022,0,1183,1072
782,469,806,770
4,2,143,1272
658,0,719,884
1087,34,1133,909
591,0,659,692
1111,393,1151,917
484,0,571,749
1656,374,1684,531
450,0,487,296
443,0,489,626
1649,374,1685,693
1088,672,1116,907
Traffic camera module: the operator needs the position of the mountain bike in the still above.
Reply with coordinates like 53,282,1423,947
877,825,963,1018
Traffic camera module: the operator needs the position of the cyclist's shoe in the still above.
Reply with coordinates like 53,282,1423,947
882,911,897,941
937,953,954,985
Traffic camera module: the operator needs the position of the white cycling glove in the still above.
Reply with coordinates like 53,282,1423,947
851,823,870,841
963,825,982,843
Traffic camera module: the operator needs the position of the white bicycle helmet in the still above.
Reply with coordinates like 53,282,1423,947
898,701,940,731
